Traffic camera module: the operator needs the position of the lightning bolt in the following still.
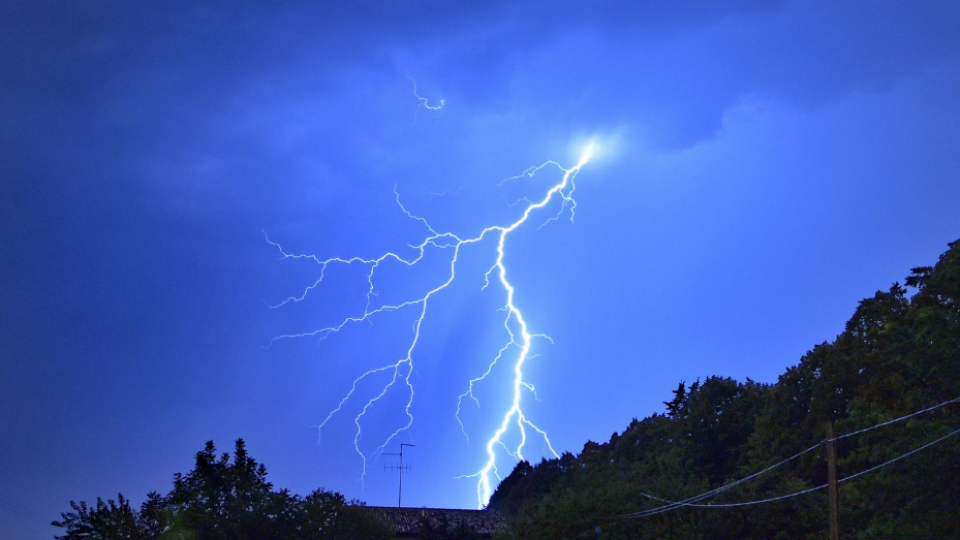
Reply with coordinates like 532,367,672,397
410,77,445,121
267,142,594,505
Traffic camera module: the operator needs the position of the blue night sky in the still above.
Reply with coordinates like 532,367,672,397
2,1,960,538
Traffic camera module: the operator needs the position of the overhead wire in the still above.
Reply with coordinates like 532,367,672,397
631,440,823,512
626,426,960,516
832,397,960,442
619,396,960,519
0,491,48,523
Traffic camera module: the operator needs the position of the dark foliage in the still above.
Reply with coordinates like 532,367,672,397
417,514,481,540
491,239,960,540
53,440,393,540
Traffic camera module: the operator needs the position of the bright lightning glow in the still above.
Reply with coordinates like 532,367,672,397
267,143,594,506
460,143,594,506
579,141,595,164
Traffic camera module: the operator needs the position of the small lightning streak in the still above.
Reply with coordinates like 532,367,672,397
267,142,594,503
410,77,445,121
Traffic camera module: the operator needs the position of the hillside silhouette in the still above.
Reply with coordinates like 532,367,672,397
489,239,960,540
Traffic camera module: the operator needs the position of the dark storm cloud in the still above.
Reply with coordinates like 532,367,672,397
9,0,953,229
453,0,960,147
3,2,960,538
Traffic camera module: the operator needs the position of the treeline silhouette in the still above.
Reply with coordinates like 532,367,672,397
488,239,960,540
52,440,394,540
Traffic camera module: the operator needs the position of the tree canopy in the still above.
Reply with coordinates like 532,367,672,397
55,239,960,539
52,440,393,540
489,238,960,540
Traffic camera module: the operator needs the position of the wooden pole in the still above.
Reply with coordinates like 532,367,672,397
825,421,839,540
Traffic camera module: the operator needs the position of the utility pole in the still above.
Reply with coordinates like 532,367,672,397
384,443,416,507
825,421,839,540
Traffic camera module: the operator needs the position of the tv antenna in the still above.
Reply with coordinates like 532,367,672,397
383,443,416,507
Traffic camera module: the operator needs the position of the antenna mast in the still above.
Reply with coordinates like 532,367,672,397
383,443,416,507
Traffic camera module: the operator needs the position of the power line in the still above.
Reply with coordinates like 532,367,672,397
835,425,960,485
619,397,960,519
0,491,48,523
631,441,823,513
623,426,960,517
832,397,960,442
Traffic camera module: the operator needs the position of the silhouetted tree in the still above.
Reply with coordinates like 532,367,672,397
53,493,148,540
53,440,392,540
493,239,960,540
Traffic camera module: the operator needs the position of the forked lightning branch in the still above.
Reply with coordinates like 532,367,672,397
267,143,594,507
